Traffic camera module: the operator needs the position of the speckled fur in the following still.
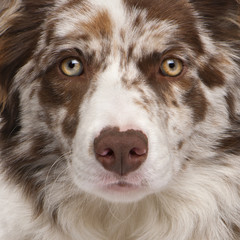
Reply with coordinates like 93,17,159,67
0,0,240,239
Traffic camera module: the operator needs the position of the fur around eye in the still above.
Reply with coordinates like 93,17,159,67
60,58,84,76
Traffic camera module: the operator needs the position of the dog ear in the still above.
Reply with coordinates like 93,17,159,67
189,0,240,43
0,0,53,137
0,0,21,113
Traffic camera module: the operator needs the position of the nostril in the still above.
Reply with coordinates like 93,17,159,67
97,148,114,158
96,148,115,168
129,148,147,157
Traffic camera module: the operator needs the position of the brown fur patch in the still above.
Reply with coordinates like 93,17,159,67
38,49,92,138
0,91,21,139
198,57,225,88
218,133,240,155
178,140,184,150
183,82,208,123
137,52,170,105
0,86,7,112
81,10,113,39
217,93,240,155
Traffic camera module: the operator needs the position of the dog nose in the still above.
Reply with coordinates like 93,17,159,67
94,127,148,176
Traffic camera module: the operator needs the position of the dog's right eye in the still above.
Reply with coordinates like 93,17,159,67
60,58,84,76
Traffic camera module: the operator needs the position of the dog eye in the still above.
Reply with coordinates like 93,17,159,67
160,58,183,77
60,58,84,76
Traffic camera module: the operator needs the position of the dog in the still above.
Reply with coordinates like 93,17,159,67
0,0,240,239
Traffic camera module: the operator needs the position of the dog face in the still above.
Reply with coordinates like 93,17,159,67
0,0,239,208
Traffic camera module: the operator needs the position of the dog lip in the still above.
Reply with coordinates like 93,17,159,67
105,181,140,191
114,181,135,187
98,174,147,191
116,181,132,187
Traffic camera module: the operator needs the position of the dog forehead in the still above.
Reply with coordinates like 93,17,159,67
52,0,179,54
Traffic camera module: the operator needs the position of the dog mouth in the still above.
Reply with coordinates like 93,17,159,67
103,180,143,192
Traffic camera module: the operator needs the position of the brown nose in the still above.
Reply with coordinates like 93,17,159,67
94,127,148,176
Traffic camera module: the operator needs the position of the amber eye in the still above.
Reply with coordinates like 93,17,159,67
60,58,84,76
160,58,183,77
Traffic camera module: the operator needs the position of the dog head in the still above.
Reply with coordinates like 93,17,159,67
0,0,239,209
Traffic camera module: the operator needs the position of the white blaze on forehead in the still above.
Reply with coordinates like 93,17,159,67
80,57,144,130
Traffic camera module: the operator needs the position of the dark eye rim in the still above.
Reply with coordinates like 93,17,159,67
159,57,185,78
60,57,84,77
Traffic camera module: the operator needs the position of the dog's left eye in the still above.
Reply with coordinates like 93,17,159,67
60,58,84,76
160,58,183,77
